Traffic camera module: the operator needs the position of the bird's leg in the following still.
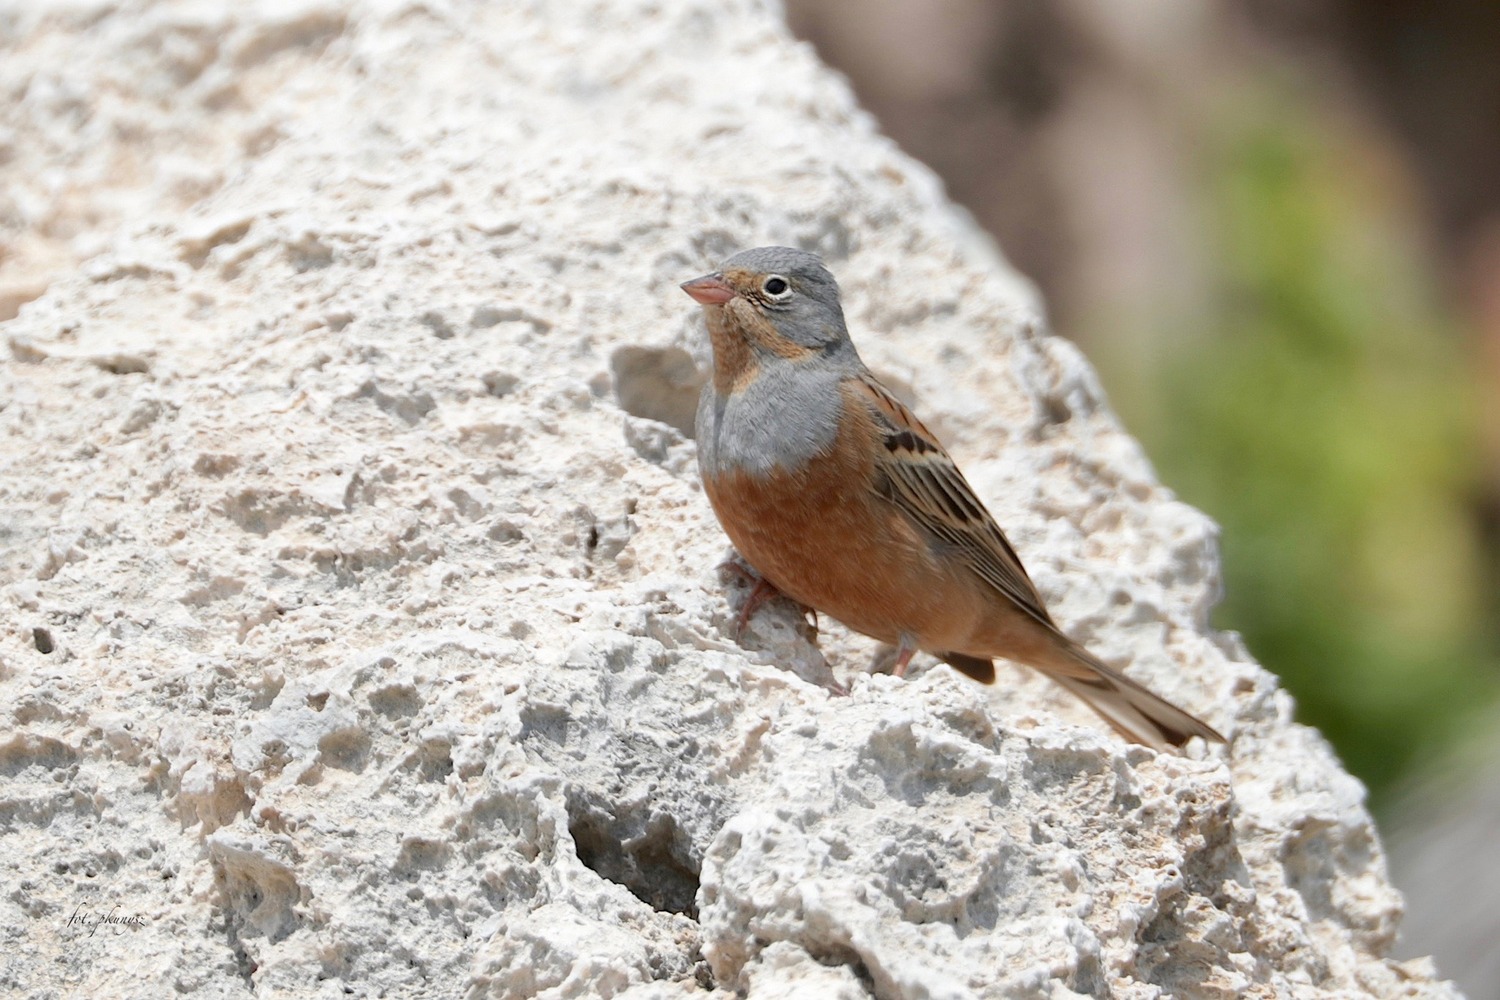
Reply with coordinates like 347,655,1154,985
736,577,779,639
891,633,920,678
717,558,807,639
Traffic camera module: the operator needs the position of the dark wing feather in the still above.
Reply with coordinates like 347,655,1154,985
855,372,1057,632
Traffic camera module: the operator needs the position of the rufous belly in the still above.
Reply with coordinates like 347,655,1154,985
702,446,1048,661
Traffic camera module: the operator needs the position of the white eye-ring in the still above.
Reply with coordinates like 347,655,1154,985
762,274,791,298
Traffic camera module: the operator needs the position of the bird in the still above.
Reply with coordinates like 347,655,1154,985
681,246,1223,751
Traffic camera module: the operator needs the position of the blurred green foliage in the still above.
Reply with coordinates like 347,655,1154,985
1102,96,1499,814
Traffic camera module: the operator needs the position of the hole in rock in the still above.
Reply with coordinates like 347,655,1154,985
1043,394,1072,425
567,795,701,918
419,310,455,339
32,627,54,653
482,371,519,397
610,346,704,438
92,353,151,375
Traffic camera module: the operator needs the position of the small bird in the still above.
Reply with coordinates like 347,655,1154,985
682,246,1223,751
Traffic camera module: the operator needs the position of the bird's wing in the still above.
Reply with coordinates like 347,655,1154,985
853,371,1058,632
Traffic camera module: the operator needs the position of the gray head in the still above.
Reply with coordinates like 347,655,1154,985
680,246,852,353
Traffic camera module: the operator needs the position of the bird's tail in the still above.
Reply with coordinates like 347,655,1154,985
1043,643,1224,751
939,652,997,684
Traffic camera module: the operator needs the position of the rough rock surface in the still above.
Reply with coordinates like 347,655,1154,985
0,2,1460,998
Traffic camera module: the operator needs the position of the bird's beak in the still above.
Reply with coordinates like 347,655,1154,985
680,273,736,305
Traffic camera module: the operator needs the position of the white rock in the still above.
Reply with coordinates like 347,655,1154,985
0,0,1459,997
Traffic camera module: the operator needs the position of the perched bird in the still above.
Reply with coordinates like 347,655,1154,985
682,246,1223,751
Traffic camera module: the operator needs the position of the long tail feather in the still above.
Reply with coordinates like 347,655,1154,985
1043,644,1223,750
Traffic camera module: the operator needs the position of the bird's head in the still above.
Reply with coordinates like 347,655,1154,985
681,246,851,358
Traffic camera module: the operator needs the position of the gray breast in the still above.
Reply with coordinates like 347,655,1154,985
696,364,844,479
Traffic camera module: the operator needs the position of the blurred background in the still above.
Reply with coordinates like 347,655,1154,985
783,0,1499,993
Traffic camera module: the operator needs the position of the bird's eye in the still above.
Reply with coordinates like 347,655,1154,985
763,275,790,297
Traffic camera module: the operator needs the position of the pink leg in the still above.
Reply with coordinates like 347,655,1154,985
718,559,809,639
891,634,920,678
736,577,779,639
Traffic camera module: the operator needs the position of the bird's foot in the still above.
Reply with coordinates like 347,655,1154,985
717,559,816,640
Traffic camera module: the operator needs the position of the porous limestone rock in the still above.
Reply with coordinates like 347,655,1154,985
0,1,1460,998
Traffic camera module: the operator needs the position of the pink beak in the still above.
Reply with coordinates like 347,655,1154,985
680,273,736,305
